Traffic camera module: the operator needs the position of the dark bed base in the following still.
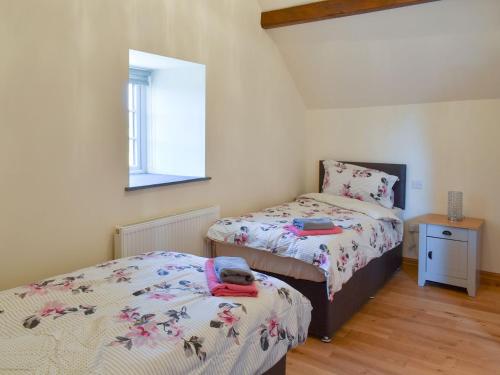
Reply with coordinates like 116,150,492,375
256,244,403,340
262,355,286,375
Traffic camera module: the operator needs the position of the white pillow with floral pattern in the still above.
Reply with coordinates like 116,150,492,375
322,160,399,209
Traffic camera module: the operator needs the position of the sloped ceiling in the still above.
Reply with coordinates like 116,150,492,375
259,0,500,109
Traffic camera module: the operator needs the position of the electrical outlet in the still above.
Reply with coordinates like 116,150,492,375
411,180,423,190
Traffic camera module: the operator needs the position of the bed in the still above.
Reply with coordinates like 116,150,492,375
208,161,406,342
0,251,311,374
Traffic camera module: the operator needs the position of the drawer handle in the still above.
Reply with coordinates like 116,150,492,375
428,251,433,260
442,230,452,236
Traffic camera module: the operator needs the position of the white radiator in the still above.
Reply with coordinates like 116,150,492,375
114,206,220,259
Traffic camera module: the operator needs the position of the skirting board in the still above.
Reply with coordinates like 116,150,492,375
403,257,500,287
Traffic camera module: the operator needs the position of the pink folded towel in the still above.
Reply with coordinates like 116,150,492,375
284,224,343,237
205,259,258,297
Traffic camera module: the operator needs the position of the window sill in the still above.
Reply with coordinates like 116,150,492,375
126,174,211,191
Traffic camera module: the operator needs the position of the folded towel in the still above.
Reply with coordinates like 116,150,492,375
284,224,343,237
205,259,258,297
292,217,334,230
214,256,255,285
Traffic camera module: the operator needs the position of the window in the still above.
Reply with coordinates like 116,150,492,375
128,68,150,174
126,50,209,191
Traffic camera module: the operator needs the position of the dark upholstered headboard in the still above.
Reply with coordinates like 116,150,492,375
319,161,407,210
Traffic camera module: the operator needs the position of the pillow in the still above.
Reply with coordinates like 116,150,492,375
322,160,399,208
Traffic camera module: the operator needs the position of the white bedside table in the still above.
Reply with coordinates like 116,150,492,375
417,214,484,297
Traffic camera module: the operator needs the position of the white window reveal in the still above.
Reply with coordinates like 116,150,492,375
126,50,209,191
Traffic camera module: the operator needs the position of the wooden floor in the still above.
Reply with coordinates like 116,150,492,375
287,264,500,375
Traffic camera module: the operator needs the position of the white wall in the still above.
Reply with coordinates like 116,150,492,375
0,0,305,289
305,99,500,273
150,65,206,177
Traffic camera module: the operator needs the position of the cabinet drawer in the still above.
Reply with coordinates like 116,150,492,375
426,237,468,279
427,225,468,242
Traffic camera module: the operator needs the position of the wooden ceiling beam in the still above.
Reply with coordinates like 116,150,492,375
261,0,440,29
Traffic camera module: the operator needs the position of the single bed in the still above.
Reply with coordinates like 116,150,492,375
0,251,311,375
208,161,406,341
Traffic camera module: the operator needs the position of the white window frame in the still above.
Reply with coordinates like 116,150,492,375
128,68,151,174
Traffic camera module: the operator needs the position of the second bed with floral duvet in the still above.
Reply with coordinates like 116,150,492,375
0,251,311,375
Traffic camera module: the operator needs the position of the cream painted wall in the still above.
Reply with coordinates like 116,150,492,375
0,0,305,290
305,99,500,273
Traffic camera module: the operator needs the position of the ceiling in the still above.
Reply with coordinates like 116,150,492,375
259,0,500,109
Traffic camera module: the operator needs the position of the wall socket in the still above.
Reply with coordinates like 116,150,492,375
411,180,423,190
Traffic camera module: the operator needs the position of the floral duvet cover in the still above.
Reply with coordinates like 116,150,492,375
0,252,311,374
207,193,404,301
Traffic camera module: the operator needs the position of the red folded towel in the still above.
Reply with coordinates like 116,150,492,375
284,224,343,236
205,259,258,297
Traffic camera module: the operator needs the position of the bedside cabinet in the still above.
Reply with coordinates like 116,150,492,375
417,214,484,297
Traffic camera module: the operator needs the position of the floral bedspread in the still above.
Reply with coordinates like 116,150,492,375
207,193,404,301
0,252,311,374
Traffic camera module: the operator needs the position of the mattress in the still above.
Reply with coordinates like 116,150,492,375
0,251,311,374
208,193,404,300
214,241,327,282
